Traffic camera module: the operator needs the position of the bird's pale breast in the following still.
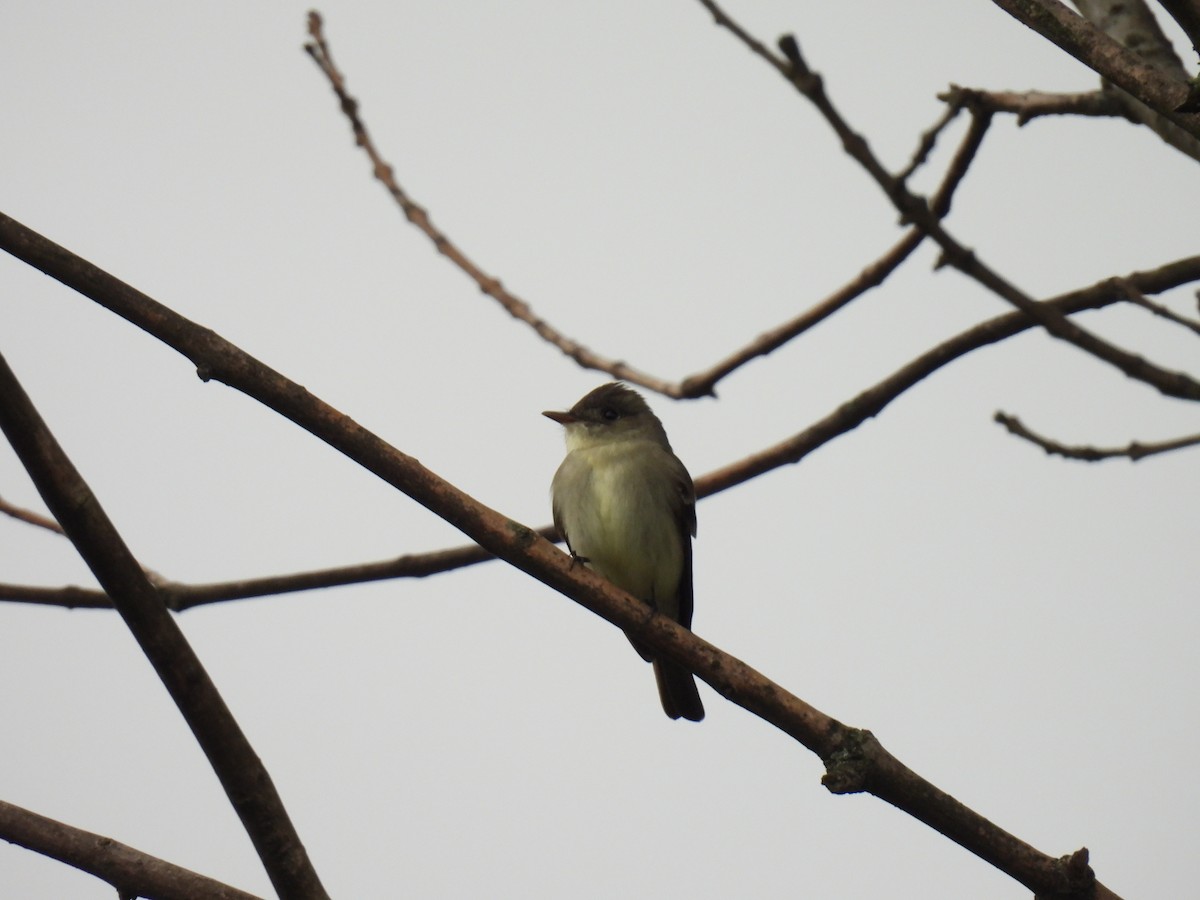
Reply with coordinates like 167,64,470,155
552,440,685,618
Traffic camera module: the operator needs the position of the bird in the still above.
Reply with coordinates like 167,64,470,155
543,382,704,721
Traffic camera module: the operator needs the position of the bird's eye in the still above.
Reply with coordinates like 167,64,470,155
601,407,619,421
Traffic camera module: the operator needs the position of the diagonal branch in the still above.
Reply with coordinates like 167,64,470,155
701,254,1200,493
682,103,994,397
3,239,1197,610
301,13,678,398
304,13,987,402
701,1,1200,402
897,103,961,182
1113,276,1200,335
990,0,1199,129
0,207,1129,900
0,799,263,900
937,1,1200,159
1069,0,1200,151
0,353,329,900
0,494,64,534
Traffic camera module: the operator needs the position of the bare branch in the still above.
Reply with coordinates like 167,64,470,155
927,106,995,218
994,411,1200,460
299,11,875,402
305,12,996,402
646,98,991,397
0,799,262,900
1114,276,1200,334
940,259,1200,403
0,583,110,607
301,13,677,397
679,235,922,397
700,7,1200,401
990,0,1200,132
6,250,1197,615
702,254,1200,492
2,213,1196,610
897,103,962,182
0,535,518,610
940,84,1131,124
0,205,1141,900
938,3,1200,160
0,494,64,534
684,99,994,394
1069,0,1200,152
0,353,329,900
1074,0,1188,73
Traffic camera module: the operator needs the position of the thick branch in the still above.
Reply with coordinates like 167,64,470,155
0,215,845,784
0,538,518,610
1074,0,1187,73
938,4,1200,160
0,353,328,900
1070,0,1200,152
1,207,1161,899
991,0,1199,130
0,800,262,900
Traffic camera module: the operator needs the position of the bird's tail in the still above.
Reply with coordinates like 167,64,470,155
653,659,705,722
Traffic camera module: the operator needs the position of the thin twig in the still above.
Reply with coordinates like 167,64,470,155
700,254,1200,495
679,235,923,396
301,13,677,397
0,494,64,534
1113,277,1200,336
994,412,1200,460
303,11,992,402
682,102,993,397
309,11,957,402
704,6,1200,402
896,103,962,183
928,106,993,217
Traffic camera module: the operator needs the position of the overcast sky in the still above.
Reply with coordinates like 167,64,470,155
2,2,1198,898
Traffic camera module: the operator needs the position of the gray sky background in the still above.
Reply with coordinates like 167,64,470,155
2,2,1197,898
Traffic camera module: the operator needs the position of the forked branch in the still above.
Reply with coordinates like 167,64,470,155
0,206,1132,900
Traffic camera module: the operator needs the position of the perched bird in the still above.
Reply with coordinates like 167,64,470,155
543,382,704,722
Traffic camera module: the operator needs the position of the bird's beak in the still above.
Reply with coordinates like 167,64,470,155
542,410,576,425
